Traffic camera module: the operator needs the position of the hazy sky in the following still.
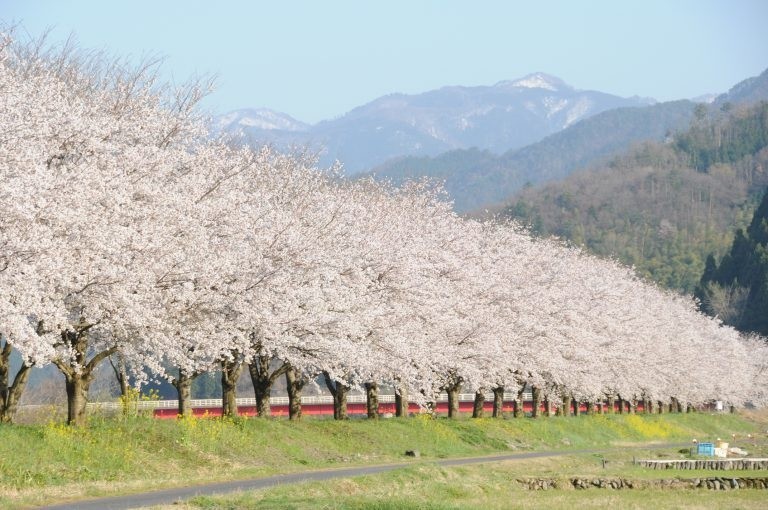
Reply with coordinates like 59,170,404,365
2,0,767,123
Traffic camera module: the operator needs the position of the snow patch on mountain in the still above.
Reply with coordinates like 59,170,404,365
543,97,569,117
513,74,558,91
497,72,569,92
564,97,594,127
214,108,309,133
522,101,536,114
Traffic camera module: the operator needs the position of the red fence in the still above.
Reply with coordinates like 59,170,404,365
152,399,646,418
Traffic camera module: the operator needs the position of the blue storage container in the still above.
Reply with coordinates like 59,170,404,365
697,442,714,456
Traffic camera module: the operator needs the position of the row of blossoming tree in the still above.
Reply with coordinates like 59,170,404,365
1,35,766,426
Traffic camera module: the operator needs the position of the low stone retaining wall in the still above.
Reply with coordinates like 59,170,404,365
517,478,560,490
571,477,635,489
516,477,768,490
687,477,768,490
637,458,768,470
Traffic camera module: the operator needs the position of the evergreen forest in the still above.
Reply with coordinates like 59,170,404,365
696,188,768,336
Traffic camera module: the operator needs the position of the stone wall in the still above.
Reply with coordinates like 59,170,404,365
516,477,768,490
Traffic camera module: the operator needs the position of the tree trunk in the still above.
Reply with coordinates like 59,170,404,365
446,382,460,419
248,356,271,417
492,386,504,418
587,401,596,415
514,387,524,418
285,366,305,421
472,389,485,418
334,385,348,420
531,386,541,418
607,395,615,414
545,395,554,417
323,371,349,420
221,358,245,418
248,356,289,418
365,382,379,419
0,357,32,424
54,329,116,426
657,400,664,414
573,397,580,417
629,398,637,415
395,384,408,417
561,395,571,416
173,370,195,418
221,374,237,418
617,396,625,414
109,354,130,415
65,373,91,427
114,355,129,396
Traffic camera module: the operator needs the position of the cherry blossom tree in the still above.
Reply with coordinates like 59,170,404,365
0,34,211,425
3,30,766,429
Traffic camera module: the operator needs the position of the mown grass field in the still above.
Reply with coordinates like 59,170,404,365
176,461,768,510
1,410,766,508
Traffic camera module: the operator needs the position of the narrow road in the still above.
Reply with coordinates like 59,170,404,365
39,443,689,510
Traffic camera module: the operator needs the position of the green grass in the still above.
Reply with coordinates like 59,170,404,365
0,411,765,508
180,456,768,510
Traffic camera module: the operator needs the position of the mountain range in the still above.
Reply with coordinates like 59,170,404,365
216,68,768,213
214,72,653,174
365,68,768,212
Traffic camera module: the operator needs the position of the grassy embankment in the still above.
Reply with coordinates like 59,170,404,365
180,460,768,510
0,410,766,508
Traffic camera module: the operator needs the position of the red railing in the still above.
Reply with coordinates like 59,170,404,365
152,398,646,418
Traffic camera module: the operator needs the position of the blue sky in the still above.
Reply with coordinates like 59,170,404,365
2,0,767,123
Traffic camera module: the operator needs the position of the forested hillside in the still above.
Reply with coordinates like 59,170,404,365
696,188,768,336
502,102,768,293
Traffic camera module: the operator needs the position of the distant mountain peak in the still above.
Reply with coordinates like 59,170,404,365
214,108,309,132
215,73,656,173
496,72,571,92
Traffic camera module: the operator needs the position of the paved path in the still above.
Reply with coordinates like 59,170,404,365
39,443,689,509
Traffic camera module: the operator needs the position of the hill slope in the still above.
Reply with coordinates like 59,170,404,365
715,67,768,107
501,102,768,293
696,186,768,336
